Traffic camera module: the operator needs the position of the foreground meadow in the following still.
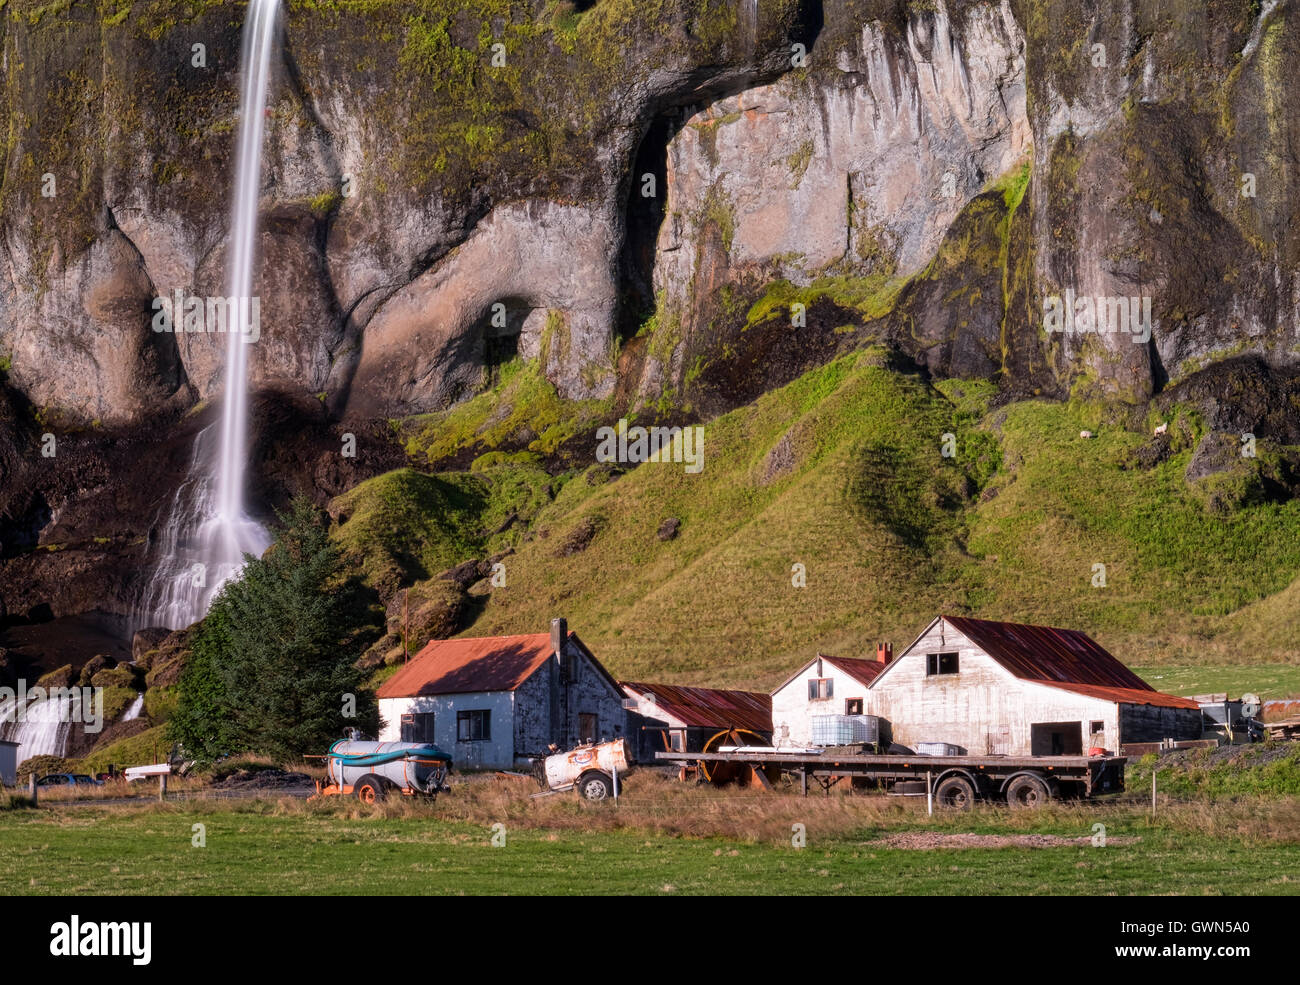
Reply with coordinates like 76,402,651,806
2,773,1297,896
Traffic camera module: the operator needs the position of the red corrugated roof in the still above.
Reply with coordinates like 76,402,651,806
378,633,556,697
826,657,886,689
1027,681,1200,710
621,681,773,732
942,617,1154,690
938,616,1196,708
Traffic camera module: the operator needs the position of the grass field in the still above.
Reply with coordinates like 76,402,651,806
2,774,1297,896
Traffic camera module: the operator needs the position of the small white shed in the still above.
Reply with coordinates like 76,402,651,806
0,739,18,786
770,648,890,746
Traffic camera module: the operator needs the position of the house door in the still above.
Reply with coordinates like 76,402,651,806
1031,722,1083,756
578,713,598,744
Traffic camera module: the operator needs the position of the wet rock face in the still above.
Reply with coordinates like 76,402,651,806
636,0,1031,405
1022,0,1300,402
2,0,1299,428
0,0,814,425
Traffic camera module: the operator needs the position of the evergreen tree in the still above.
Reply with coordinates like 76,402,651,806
170,496,377,760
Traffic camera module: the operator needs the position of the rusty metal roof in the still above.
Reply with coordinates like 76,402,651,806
941,617,1154,689
825,657,886,689
620,681,773,732
772,653,887,695
933,617,1198,709
1030,682,1200,710
378,633,557,697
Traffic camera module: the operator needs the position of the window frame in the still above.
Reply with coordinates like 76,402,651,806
926,652,960,676
807,677,833,700
456,709,491,742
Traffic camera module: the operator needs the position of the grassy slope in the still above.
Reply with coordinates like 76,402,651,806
417,350,1300,694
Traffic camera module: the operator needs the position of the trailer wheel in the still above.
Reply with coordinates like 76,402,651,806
934,775,975,810
355,774,387,804
1005,773,1051,809
577,771,613,801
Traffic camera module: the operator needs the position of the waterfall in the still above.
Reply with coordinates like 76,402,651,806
133,0,278,633
122,693,145,722
0,697,72,765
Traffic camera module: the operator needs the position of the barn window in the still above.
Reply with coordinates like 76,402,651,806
579,713,598,744
457,710,491,741
1090,721,1105,735
926,652,959,676
670,730,684,751
400,712,435,744
845,698,864,715
808,678,833,700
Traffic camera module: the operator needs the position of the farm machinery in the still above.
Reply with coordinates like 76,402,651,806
312,739,452,803
539,738,630,800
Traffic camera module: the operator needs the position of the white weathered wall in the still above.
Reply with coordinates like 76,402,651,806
866,622,1119,755
771,658,880,747
378,691,516,770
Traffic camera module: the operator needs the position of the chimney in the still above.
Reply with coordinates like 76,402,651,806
551,617,568,679
876,642,893,665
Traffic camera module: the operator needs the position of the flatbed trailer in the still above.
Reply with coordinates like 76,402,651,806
655,749,1126,807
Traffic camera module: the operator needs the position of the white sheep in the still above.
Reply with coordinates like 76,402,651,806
1079,430,1093,439
1154,422,1168,436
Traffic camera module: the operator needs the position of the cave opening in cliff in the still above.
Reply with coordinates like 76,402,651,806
617,110,682,342
472,298,531,387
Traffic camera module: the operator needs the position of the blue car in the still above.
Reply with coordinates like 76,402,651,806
36,773,103,788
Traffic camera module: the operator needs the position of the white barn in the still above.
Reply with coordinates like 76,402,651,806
866,616,1203,756
770,649,890,747
376,619,627,770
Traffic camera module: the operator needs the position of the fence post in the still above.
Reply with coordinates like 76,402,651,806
159,773,168,802
27,773,37,805
926,770,933,816
1150,769,1156,816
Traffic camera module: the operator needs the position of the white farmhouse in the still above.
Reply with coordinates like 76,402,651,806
770,648,890,746
376,618,627,770
866,616,1203,756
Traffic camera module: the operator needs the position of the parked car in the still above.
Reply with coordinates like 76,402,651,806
36,773,103,788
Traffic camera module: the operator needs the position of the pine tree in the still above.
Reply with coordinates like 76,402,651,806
170,496,378,760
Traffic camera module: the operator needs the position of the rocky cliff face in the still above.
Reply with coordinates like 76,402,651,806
3,0,1297,432
3,0,1300,625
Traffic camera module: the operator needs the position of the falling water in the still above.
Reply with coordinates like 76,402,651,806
0,698,72,765
122,693,145,722
133,0,278,633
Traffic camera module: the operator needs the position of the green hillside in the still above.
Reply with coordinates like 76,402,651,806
335,346,1300,695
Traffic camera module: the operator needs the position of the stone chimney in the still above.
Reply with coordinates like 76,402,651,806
876,642,893,665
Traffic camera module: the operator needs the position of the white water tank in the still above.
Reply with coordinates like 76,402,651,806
0,739,18,786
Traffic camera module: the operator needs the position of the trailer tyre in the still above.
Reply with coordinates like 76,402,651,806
355,773,387,804
1005,773,1052,809
935,775,976,810
578,771,613,801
